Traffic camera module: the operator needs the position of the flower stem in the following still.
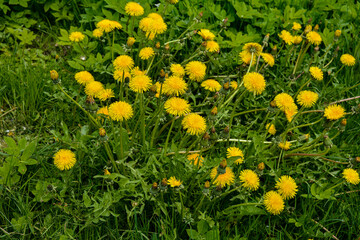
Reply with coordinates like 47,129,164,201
140,93,146,148
163,118,176,155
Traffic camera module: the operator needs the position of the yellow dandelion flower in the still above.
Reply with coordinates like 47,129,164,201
96,19,122,33
75,71,94,85
97,106,109,118
114,70,131,82
167,0,179,4
53,149,76,170
335,30,341,38
263,191,284,215
243,42,262,55
182,113,207,135
324,104,345,120
293,35,303,44
170,64,185,77
275,175,298,199
201,79,221,92
279,30,294,45
340,54,356,66
297,90,318,108
226,147,244,165
98,89,114,101
205,41,220,52
168,176,182,187
93,28,103,38
292,22,302,31
108,101,133,121
260,53,275,67
304,25,312,33
266,123,276,135
164,97,191,116
139,47,155,60
342,168,360,185
127,37,136,47
274,93,295,111
239,51,256,65
285,103,298,122
210,167,235,187
131,66,145,76
278,141,291,150
309,66,323,81
243,72,266,95
198,29,215,41
162,75,188,96
69,31,85,42
230,81,238,89
113,55,134,72
239,169,260,191
85,81,104,97
125,2,144,16
50,70,59,80
185,61,207,82
187,153,204,166
306,31,322,45
129,75,152,93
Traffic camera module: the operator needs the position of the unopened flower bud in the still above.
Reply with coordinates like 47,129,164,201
155,42,160,49
99,128,106,137
219,159,227,169
341,118,347,126
152,182,158,190
314,46,319,51
160,69,165,78
50,70,59,80
270,100,277,107
199,11,203,17
224,126,229,133
204,181,210,189
55,54,59,60
203,132,210,140
314,24,319,31
257,162,265,171
334,30,341,38
164,44,170,50
211,106,218,115
211,126,216,133
305,25,312,33
86,96,95,105
271,45,277,55
263,33,270,44
324,135,333,148
356,157,360,162
127,37,136,47
161,178,168,187
224,82,230,90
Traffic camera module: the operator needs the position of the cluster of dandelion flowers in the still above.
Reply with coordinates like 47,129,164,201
168,176,182,187
85,81,104,98
93,28,103,38
260,53,275,67
170,64,185,77
309,66,323,81
185,61,207,82
266,123,276,135
292,22,301,31
129,75,152,93
342,168,360,185
243,72,266,95
74,71,94,85
278,141,291,150
198,29,215,41
340,54,356,66
279,30,293,45
164,97,191,116
297,90,319,108
139,47,155,60
306,31,322,45
285,104,298,122
114,70,131,82
182,113,207,135
125,2,144,16
324,104,345,120
69,31,85,42
98,89,115,101
239,170,260,191
263,191,284,215
274,93,295,111
205,41,220,52
187,153,204,166
54,149,76,170
96,19,122,33
275,175,298,199
108,101,133,121
201,79,221,92
210,166,235,187
226,147,244,165
162,75,188,96
113,55,134,72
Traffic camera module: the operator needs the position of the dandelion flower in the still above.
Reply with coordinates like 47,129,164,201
113,55,134,72
340,54,356,66
50,70,59,80
274,93,295,111
342,168,360,185
292,22,302,31
239,51,256,65
131,66,145,76
114,70,131,82
185,61,207,82
210,166,235,187
306,31,322,45
168,176,182,187
285,103,298,122
226,147,244,165
93,28,103,38
96,19,122,32
129,75,152,93
182,113,207,135
162,75,188,96
54,149,76,170
309,66,323,81
205,41,220,52
170,64,185,77
278,141,291,150
279,30,293,45
98,89,114,101
187,153,204,166
127,37,136,47
125,2,144,16
85,81,104,97
275,175,298,199
293,35,302,44
334,30,341,38
164,97,191,116
297,90,318,108
108,101,133,121
266,123,276,135
139,47,155,60
198,29,215,41
201,79,221,92
75,71,94,85
324,104,345,120
263,191,284,215
243,42,262,55
239,169,260,191
260,53,275,67
230,81,238,89
167,0,179,4
243,72,266,95
69,32,85,42
97,106,109,118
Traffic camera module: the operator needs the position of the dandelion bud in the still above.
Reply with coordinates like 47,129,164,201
271,45,277,55
299,133,310,142
270,100,277,107
224,126,229,133
132,201,138,208
155,42,160,49
204,181,210,189
314,46,319,51
199,11,203,18
86,96,95,105
221,18,228,28
99,128,106,136
341,118,347,126
211,126,216,133
50,70,59,80
335,30,341,38
161,178,168,187
160,69,166,77
164,44,170,50
150,182,159,195
201,41,207,47
314,24,319,31
224,82,230,90
355,157,360,162
55,54,59,60
323,135,333,148
305,25,312,33
257,162,265,171
127,37,135,47
152,182,158,189
263,33,270,45
335,46,340,53
104,169,111,175
203,132,210,140
219,159,227,169
211,106,218,115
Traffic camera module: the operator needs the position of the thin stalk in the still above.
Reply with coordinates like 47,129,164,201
287,117,322,132
140,93,146,148
293,42,311,75
247,52,255,73
163,118,176,155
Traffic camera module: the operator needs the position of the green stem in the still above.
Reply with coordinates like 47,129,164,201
293,42,311,75
163,118,176,155
287,117,322,132
140,93,146,148
247,52,255,73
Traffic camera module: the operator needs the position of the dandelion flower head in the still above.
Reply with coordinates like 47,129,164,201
210,166,235,187
201,79,221,92
127,37,136,46
85,81,104,98
263,191,285,215
75,71,94,85
226,147,244,165
292,22,302,31
340,54,356,66
162,75,188,96
92,28,103,38
278,141,291,150
285,103,298,122
96,19,122,33
97,106,109,118
185,61,207,82
260,53,275,67
239,51,256,65
239,169,260,191
306,31,322,45
125,2,144,16
293,35,303,44
275,175,298,199
274,93,295,111
324,104,345,120
54,149,76,170
243,72,266,95
230,81,238,89
309,66,323,81
170,64,185,77
297,90,319,108
108,101,133,121
129,75,152,93
205,41,220,52
69,31,85,42
113,55,134,72
98,89,115,101
279,30,294,45
168,176,182,187
182,113,207,135
266,123,276,135
198,29,215,41
243,42,262,56
187,153,204,166
139,47,155,60
164,97,191,116
342,168,360,185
